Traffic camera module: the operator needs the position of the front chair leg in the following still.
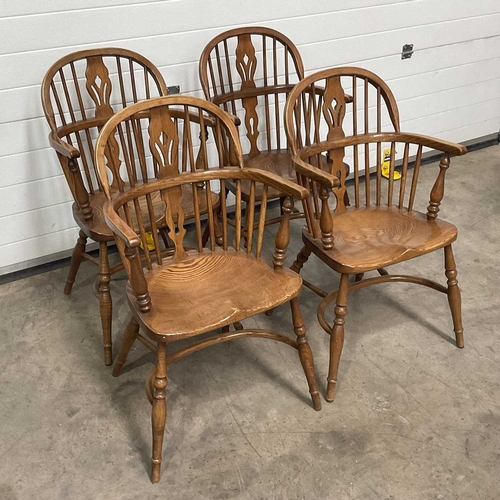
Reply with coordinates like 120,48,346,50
290,297,321,411
98,242,113,366
444,245,464,348
326,273,349,402
64,230,87,294
151,342,168,484
112,317,140,377
201,219,223,248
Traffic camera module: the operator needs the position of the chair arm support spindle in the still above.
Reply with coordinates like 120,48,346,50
427,154,449,221
49,131,80,159
273,197,293,269
66,157,93,221
293,155,339,188
125,246,152,312
319,185,334,250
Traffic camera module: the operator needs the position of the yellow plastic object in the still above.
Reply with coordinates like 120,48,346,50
381,148,401,180
140,232,156,252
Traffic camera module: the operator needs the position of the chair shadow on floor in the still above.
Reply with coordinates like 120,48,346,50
109,326,316,475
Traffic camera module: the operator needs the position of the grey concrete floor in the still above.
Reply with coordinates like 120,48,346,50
1,146,500,500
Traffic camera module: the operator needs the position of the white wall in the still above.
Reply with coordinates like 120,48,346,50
1,0,499,274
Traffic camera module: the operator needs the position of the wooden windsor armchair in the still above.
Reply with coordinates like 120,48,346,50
41,48,221,365
199,26,308,227
284,67,467,402
95,95,321,483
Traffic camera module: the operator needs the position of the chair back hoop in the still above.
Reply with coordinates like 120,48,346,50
41,48,167,196
284,67,439,224
199,27,304,157
96,96,297,270
96,94,244,191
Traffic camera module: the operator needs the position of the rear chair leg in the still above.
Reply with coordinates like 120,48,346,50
444,245,464,348
290,297,321,411
213,209,224,246
290,245,312,274
112,318,140,377
64,230,87,295
326,273,349,402
99,242,113,366
201,208,224,247
151,342,167,484
355,268,386,283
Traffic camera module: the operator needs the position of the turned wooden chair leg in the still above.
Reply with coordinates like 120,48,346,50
355,268,386,283
222,322,243,333
201,223,212,247
444,245,464,348
64,230,87,295
112,318,140,377
201,208,224,247
290,297,321,411
98,242,113,366
290,245,312,274
326,273,349,402
151,342,167,484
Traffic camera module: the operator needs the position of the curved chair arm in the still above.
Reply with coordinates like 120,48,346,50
293,155,340,188
302,132,466,157
321,132,466,220
48,131,80,159
102,168,309,312
388,132,466,156
296,131,466,230
243,167,310,201
103,200,141,249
